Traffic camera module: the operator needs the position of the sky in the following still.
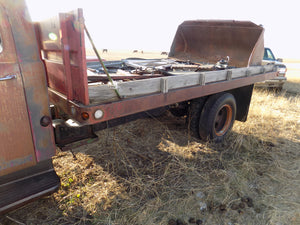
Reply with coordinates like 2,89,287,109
26,0,300,59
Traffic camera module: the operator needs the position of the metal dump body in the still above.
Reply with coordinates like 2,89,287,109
169,20,264,67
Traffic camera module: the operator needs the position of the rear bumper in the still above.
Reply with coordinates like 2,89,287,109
255,76,287,88
0,159,60,214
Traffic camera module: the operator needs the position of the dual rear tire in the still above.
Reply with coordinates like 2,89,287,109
189,93,236,142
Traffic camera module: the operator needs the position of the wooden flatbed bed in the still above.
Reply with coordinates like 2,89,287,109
86,59,275,104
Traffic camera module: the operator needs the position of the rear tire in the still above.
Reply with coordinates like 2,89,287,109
189,97,208,138
199,93,236,142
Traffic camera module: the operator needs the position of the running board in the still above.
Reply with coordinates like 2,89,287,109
0,160,60,214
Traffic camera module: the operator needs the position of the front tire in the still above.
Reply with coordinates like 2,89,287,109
199,93,236,142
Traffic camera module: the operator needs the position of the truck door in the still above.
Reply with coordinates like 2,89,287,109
0,5,37,176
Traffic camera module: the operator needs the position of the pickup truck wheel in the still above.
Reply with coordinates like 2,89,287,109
199,93,236,142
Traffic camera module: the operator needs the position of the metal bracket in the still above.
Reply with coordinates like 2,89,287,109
199,73,205,85
226,70,232,80
246,70,251,77
160,77,168,93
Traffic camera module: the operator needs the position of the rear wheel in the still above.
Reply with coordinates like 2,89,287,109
189,97,208,138
199,93,236,142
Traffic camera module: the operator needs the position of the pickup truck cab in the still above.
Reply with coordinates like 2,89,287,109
256,47,287,91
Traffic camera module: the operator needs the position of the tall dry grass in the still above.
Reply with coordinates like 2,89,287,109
284,70,300,93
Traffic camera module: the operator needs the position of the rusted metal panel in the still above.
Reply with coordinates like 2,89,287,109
0,3,36,176
44,61,67,93
169,20,264,67
18,62,56,161
1,0,56,163
66,9,89,105
60,13,74,101
35,9,89,105
49,71,277,125
0,65,37,176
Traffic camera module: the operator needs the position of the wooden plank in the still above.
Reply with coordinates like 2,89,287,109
168,73,200,90
231,67,248,79
229,65,274,79
117,78,161,97
205,70,227,83
248,66,263,75
88,84,118,104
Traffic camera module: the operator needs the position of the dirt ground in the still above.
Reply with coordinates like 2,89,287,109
1,52,299,225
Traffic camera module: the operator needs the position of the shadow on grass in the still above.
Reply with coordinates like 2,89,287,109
1,112,299,224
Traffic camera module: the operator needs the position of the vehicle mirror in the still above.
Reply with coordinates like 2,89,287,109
277,58,283,62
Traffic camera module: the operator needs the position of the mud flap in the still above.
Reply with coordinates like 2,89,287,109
0,159,60,214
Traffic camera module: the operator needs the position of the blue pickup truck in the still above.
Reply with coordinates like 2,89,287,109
256,48,287,91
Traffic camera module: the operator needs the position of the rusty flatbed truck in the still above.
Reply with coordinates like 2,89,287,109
0,0,278,214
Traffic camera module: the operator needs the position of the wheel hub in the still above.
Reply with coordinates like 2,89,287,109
214,104,232,136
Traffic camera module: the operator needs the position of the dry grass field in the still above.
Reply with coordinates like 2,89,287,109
283,60,300,94
1,52,299,225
